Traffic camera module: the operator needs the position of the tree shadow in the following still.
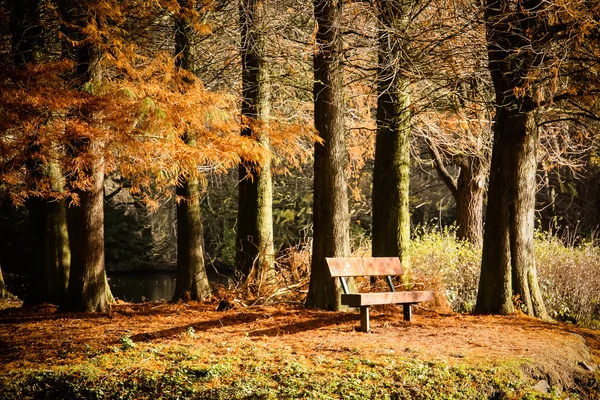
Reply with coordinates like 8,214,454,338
0,305,110,324
130,312,272,342
247,311,358,337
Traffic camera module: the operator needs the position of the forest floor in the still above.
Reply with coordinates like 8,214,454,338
0,299,599,399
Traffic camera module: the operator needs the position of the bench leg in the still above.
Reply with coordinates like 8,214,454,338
360,306,370,332
403,304,412,322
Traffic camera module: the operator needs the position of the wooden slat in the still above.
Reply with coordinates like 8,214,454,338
326,257,404,277
341,291,433,307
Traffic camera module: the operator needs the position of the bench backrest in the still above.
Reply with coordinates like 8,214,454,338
326,257,404,278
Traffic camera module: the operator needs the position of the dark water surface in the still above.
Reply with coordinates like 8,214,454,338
6,270,231,304
108,272,177,303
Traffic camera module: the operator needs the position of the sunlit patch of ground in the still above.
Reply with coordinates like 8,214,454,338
0,301,598,397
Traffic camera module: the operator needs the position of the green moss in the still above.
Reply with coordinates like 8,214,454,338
1,350,595,400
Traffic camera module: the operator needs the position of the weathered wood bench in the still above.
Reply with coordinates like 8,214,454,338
326,257,433,332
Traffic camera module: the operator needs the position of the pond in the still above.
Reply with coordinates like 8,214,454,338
5,270,233,304
108,272,177,303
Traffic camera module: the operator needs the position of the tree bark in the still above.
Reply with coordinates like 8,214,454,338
236,0,275,291
173,161,211,301
172,0,211,301
58,3,113,311
27,175,70,305
372,0,411,266
65,147,111,312
455,161,485,245
0,256,12,299
475,0,547,319
476,109,547,318
306,0,351,310
9,0,70,305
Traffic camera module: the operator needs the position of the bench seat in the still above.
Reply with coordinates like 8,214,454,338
341,291,434,307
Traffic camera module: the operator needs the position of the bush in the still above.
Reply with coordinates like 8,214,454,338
409,225,481,313
535,232,600,328
407,226,600,328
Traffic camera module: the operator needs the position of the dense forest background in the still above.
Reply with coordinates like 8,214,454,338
0,0,598,320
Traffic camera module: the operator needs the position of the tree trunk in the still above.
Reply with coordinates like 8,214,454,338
0,256,12,299
9,0,70,305
509,113,547,318
173,165,211,301
475,108,547,318
58,5,112,310
475,108,516,314
476,0,547,319
27,186,70,304
172,0,211,302
306,0,351,310
372,0,411,267
455,162,485,245
236,0,275,292
65,146,111,312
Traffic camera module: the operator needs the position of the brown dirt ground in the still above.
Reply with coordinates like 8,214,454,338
0,300,598,390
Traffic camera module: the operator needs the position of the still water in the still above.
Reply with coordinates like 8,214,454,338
108,272,177,303
5,272,225,304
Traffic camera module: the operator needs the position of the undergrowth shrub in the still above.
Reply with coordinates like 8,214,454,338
406,226,600,328
409,225,480,313
535,232,600,328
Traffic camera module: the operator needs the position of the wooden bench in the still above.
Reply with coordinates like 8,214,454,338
326,257,433,332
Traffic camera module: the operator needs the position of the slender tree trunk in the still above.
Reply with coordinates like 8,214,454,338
172,0,211,301
429,146,486,245
372,0,411,267
509,113,547,318
455,162,485,245
236,0,275,291
173,159,211,301
306,0,350,310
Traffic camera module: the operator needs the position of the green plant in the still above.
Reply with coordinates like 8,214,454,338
120,335,136,351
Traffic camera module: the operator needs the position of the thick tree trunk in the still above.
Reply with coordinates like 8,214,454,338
236,0,275,291
65,148,111,312
306,0,350,310
372,0,411,266
475,109,547,318
58,4,112,310
172,1,211,302
476,0,547,318
455,162,485,245
476,108,517,314
9,0,70,305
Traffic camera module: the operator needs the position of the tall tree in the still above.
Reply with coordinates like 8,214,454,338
8,0,70,305
60,1,113,312
236,0,276,291
372,0,412,265
475,0,547,318
306,0,350,310
172,0,211,302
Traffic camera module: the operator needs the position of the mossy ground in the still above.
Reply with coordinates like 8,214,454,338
0,302,598,399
